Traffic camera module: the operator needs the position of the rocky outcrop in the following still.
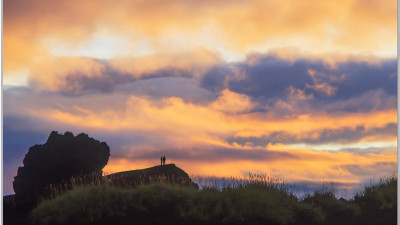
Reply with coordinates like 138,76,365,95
13,131,110,211
105,164,198,189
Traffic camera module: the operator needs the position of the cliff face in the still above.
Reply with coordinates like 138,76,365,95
105,164,198,189
13,131,110,211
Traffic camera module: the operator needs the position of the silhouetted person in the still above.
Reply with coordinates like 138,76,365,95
163,156,166,165
161,156,163,165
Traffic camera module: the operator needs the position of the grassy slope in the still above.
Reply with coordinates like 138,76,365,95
31,183,301,225
29,175,397,225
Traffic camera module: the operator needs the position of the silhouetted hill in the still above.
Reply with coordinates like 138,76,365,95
105,164,198,189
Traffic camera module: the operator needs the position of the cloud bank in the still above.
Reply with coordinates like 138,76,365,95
3,0,396,195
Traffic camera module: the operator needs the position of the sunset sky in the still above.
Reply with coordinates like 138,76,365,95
3,0,397,194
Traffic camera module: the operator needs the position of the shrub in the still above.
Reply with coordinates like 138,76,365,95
353,174,397,225
31,181,300,225
302,191,360,225
29,174,397,225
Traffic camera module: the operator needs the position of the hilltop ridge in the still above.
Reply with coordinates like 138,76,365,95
105,164,198,189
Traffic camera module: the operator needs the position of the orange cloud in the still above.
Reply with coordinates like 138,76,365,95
4,87,396,186
4,0,396,76
109,48,222,78
210,89,255,114
26,93,396,148
29,56,107,91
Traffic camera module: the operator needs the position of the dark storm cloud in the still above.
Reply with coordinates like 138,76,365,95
226,55,396,102
227,123,397,147
200,55,397,113
200,66,233,92
28,54,396,113
227,56,316,99
331,60,397,98
320,89,397,113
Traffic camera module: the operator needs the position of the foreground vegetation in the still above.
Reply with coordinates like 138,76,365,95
29,174,397,225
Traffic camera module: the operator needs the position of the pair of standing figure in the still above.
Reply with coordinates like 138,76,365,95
160,156,166,165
